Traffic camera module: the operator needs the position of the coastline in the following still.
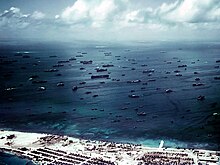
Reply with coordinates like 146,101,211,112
0,130,219,165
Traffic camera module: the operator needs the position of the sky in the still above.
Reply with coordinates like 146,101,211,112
0,0,220,42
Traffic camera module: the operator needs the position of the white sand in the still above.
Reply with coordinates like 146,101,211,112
0,130,219,165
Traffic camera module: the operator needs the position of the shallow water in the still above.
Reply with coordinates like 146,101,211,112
0,40,220,150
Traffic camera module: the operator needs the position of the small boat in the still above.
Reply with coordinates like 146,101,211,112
80,60,93,64
165,89,173,93
4,87,16,91
111,119,120,123
76,55,83,57
137,112,146,116
79,81,86,85
96,68,107,72
57,82,64,87
53,64,64,68
214,76,220,80
102,64,114,67
178,65,187,68
176,73,182,76
104,52,112,56
192,83,204,86
49,55,57,58
121,107,128,110
127,80,141,83
91,75,109,79
197,95,205,100
143,69,154,73
44,69,59,72
56,73,62,76
69,57,76,61
58,60,69,63
72,86,78,91
29,75,39,79
38,86,46,91
148,79,156,82
128,94,140,98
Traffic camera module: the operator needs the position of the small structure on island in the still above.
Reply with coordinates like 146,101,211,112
159,140,164,149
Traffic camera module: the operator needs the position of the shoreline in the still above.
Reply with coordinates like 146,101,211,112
0,130,219,165
2,127,218,151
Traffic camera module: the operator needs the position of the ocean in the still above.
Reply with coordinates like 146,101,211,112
0,39,220,159
0,152,35,165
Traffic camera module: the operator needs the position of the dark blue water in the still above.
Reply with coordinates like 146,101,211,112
0,152,36,164
0,40,220,151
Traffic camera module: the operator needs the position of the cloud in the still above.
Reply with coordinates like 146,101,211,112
159,0,220,23
0,0,220,41
55,0,220,41
0,7,30,28
61,0,90,24
59,0,220,27
1,7,23,18
2,0,220,30
0,7,46,29
60,0,125,27
31,11,45,20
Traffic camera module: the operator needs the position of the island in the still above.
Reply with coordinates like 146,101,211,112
0,130,219,165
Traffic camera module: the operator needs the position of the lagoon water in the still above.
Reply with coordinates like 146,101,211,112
0,40,220,153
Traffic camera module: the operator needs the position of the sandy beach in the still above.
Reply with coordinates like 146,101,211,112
0,130,219,165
